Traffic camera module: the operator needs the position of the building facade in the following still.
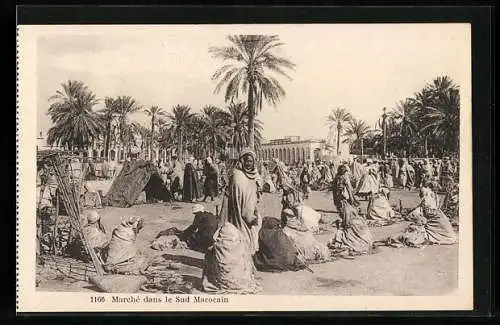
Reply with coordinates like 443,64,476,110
256,136,327,165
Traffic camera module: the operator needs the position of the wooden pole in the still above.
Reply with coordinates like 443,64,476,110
51,156,104,276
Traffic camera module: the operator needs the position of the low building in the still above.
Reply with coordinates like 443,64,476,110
256,136,328,165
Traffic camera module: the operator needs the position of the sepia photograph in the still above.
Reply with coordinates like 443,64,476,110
17,23,473,312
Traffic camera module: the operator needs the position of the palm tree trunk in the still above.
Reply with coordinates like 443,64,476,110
213,134,216,158
336,126,341,155
104,118,112,161
360,137,364,161
178,129,183,161
247,82,255,151
150,115,155,161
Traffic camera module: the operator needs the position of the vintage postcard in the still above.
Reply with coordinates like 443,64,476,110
17,23,473,312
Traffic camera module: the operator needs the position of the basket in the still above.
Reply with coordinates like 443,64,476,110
40,255,97,282
89,274,147,293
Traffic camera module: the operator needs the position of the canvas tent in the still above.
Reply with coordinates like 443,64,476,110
106,160,171,207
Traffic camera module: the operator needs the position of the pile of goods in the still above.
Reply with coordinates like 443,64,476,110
139,256,193,294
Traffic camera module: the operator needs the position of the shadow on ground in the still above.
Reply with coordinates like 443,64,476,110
314,277,361,288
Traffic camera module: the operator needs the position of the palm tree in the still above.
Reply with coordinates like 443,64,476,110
209,35,295,151
158,124,178,158
411,76,460,154
144,106,166,161
420,86,460,153
112,96,142,155
223,101,263,157
326,108,352,155
343,118,371,157
46,80,103,151
96,97,120,161
427,76,456,94
187,114,211,158
166,105,194,160
202,105,231,158
389,98,420,155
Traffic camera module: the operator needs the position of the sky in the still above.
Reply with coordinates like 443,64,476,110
36,24,471,141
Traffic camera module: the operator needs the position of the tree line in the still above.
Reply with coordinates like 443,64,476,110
45,35,459,161
46,80,264,160
46,35,295,161
326,76,460,158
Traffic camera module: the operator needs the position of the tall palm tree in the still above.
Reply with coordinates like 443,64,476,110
131,123,151,152
46,80,103,151
343,118,371,156
158,124,178,157
223,101,263,157
166,105,194,160
326,108,352,155
144,105,166,161
186,114,211,158
427,76,456,94
202,105,230,158
112,96,142,154
411,76,460,154
97,97,119,161
389,98,420,155
420,86,460,153
209,35,295,151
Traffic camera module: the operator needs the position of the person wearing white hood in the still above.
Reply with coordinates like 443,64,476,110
102,216,149,275
82,209,108,251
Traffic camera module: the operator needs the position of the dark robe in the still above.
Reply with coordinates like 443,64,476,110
332,173,354,214
183,163,199,202
177,211,219,253
203,164,219,197
253,217,307,273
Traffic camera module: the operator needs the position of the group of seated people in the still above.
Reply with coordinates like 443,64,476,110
80,176,457,294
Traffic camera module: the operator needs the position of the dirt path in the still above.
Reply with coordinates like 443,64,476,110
37,189,457,296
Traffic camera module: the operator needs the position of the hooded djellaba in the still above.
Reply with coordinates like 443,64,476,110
102,216,149,275
329,165,374,257
83,209,108,250
201,148,262,294
226,148,261,255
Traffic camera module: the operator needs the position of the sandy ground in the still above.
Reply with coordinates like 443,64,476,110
38,188,458,296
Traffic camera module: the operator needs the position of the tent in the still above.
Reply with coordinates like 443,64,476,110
105,160,171,207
